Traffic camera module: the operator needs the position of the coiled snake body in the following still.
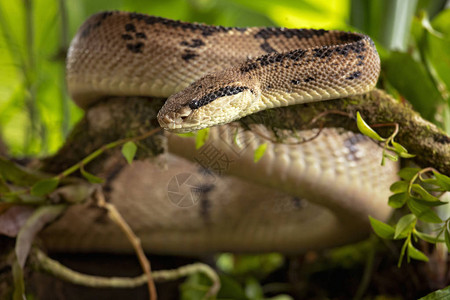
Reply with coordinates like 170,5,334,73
41,11,396,254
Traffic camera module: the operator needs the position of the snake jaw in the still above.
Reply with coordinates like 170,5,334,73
158,106,201,132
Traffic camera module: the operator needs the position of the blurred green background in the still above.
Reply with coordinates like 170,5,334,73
0,0,448,156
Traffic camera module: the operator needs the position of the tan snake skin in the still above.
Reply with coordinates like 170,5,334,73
67,11,380,132
40,12,396,254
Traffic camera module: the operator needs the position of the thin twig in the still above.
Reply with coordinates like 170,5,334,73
95,189,157,300
33,248,220,298
251,109,352,145
57,127,161,179
308,109,353,126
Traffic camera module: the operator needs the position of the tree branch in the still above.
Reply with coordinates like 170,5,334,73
41,90,450,176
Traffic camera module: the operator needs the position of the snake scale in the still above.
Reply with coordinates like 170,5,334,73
41,11,397,254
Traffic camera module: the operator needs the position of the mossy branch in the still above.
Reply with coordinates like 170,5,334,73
42,90,450,176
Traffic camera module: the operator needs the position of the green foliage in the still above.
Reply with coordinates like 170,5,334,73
383,52,443,121
356,112,415,165
383,8,450,127
369,216,395,239
180,272,216,300
121,141,137,164
30,178,59,196
216,253,284,276
419,285,450,300
360,106,449,267
195,128,210,149
80,166,104,183
356,112,385,141
213,253,287,299
370,167,450,265
253,143,267,163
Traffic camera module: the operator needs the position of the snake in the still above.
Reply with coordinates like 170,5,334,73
41,11,397,254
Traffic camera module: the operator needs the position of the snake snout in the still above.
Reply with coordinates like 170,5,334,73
157,105,199,132
158,112,179,130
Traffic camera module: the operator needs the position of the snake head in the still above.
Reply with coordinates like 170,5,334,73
158,71,258,133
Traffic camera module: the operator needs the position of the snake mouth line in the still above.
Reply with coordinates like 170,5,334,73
158,113,181,130
158,111,201,133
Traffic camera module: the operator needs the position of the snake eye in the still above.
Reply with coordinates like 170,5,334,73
189,100,200,110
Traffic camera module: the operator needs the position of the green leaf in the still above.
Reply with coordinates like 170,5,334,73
411,184,440,202
390,140,414,158
398,167,420,181
445,227,450,252
216,274,247,300
180,272,214,300
394,214,416,239
398,239,408,267
420,178,441,186
245,277,264,299
407,198,443,223
30,178,59,196
410,197,447,207
253,143,267,163
407,242,429,262
433,171,450,191
217,253,283,275
356,111,385,141
398,152,416,158
121,141,137,164
391,140,407,154
390,181,408,193
195,128,210,149
427,9,450,100
384,152,398,162
383,52,444,121
388,192,409,208
419,284,450,300
0,157,42,186
414,230,444,244
369,216,395,239
80,167,104,184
